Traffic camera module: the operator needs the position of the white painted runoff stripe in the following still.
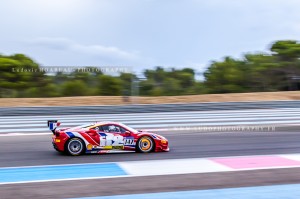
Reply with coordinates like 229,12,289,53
1,153,300,185
119,154,300,176
1,116,300,128
119,158,232,175
3,111,300,124
1,111,300,124
0,132,52,136
0,120,297,133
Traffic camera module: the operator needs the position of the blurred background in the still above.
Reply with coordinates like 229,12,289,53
1,41,300,99
1,0,300,100
1,1,300,199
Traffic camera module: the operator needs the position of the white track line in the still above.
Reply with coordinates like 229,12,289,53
1,153,300,185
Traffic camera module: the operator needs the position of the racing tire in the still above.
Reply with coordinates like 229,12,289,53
65,138,85,156
136,136,154,153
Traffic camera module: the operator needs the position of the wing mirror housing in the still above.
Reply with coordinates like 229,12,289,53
124,131,131,136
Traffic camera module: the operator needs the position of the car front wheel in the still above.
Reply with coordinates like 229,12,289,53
137,136,154,153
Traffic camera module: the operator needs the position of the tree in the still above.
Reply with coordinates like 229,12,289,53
98,75,122,95
119,73,136,95
139,79,155,96
204,57,249,93
162,77,181,95
61,80,90,96
244,53,279,91
0,54,46,97
271,40,300,62
270,40,300,90
2,39,300,98
141,67,198,96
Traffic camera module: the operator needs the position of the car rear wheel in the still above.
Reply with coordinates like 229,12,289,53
65,138,85,156
137,136,154,153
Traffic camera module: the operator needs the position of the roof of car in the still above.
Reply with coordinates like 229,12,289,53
94,121,121,125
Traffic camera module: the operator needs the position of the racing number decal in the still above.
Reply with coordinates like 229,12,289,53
124,138,135,145
112,135,123,146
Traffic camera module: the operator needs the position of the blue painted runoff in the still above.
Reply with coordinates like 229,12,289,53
0,163,127,183
72,183,300,199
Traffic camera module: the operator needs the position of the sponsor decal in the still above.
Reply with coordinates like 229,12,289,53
124,137,135,146
49,122,57,130
87,144,93,150
112,146,124,150
65,132,75,138
80,132,99,146
103,146,113,150
99,133,106,136
98,150,110,154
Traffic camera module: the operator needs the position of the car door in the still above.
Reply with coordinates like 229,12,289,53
100,124,125,149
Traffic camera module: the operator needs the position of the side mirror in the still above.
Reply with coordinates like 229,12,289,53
124,131,131,136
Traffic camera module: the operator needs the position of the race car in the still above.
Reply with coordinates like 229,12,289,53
48,120,169,156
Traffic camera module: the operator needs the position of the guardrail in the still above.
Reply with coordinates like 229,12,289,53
1,100,300,116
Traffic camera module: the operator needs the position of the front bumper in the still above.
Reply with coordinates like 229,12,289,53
155,139,169,152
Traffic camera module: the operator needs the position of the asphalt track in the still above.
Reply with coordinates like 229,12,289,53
0,130,300,167
1,103,300,198
1,130,300,198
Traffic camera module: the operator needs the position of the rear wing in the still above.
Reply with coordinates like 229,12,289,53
47,120,61,134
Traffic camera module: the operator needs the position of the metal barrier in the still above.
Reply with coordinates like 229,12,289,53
0,100,300,116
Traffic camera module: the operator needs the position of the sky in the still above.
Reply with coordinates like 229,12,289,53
1,0,300,75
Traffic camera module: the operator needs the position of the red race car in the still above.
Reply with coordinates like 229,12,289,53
48,120,169,156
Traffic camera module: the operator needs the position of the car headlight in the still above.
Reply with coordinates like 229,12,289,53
161,139,167,144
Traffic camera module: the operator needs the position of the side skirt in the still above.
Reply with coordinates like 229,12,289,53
86,150,136,154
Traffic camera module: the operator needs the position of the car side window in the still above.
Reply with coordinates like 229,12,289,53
101,125,118,133
91,126,103,131
92,126,100,131
119,127,127,133
101,125,127,134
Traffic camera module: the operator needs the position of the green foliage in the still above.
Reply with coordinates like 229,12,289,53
41,83,61,97
119,73,135,93
1,39,300,98
61,80,90,96
204,40,300,93
149,87,164,96
140,67,198,96
0,54,46,97
139,79,155,95
98,75,122,96
271,40,300,62
204,57,250,93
